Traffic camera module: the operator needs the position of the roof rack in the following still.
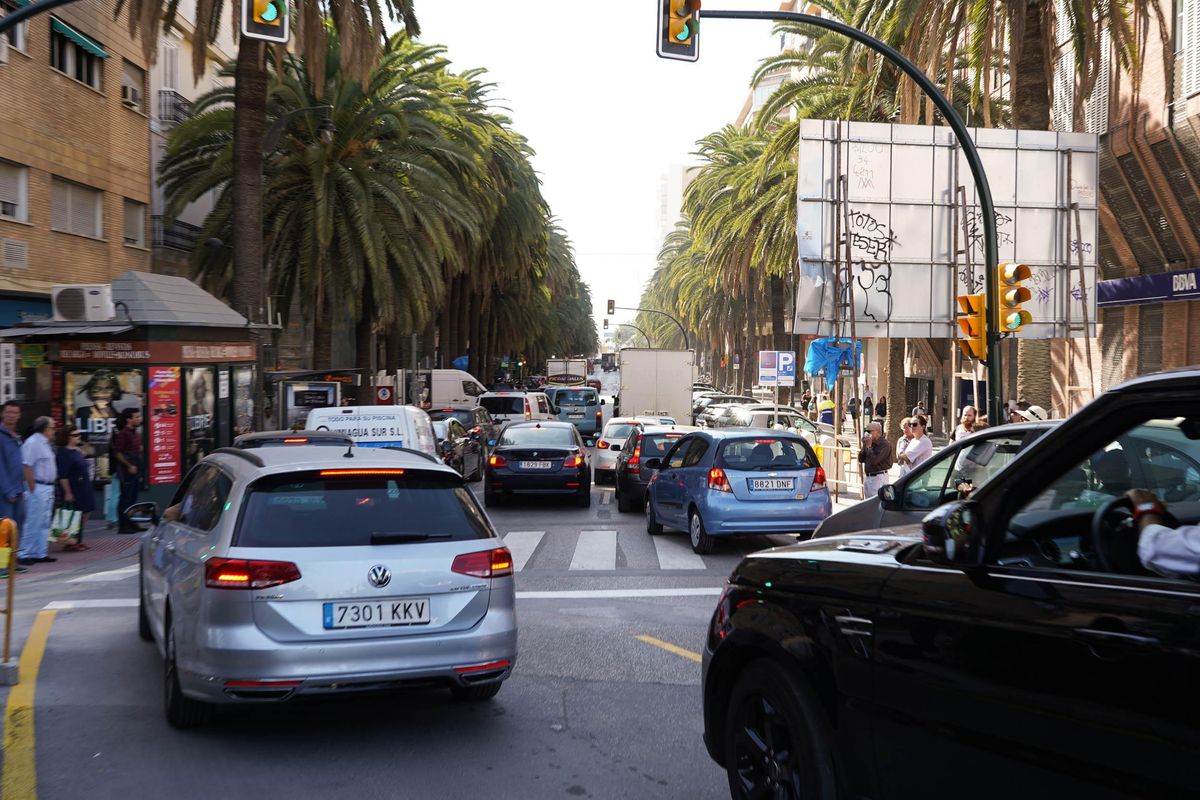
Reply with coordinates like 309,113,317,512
378,446,442,464
210,447,265,468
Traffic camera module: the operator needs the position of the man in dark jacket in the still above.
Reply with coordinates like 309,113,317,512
859,421,893,498
0,401,24,529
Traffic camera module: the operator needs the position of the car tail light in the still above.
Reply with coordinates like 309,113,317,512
708,467,732,493
452,547,514,578
596,440,609,449
282,437,309,444
488,454,508,468
563,454,584,468
628,445,641,474
812,466,827,489
524,399,531,419
206,558,301,590
319,469,405,476
454,659,511,674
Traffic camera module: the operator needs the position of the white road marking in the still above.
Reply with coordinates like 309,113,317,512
516,588,722,599
652,535,707,570
502,531,545,572
599,491,612,505
44,599,139,609
67,565,139,583
569,529,617,571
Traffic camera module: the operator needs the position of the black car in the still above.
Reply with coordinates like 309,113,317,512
429,406,498,453
613,424,692,512
432,418,484,481
483,421,591,508
702,370,1200,799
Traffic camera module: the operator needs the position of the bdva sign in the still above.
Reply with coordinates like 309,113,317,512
777,351,796,387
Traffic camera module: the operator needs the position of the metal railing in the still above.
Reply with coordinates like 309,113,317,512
151,215,199,251
157,89,191,125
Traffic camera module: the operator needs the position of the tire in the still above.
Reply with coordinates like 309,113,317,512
450,681,503,702
468,455,482,483
574,488,592,508
723,660,837,800
616,483,635,513
164,619,212,729
138,561,153,643
689,509,715,555
645,496,663,535
484,490,502,508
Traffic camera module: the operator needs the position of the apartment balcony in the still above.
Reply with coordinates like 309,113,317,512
158,90,192,125
151,216,200,251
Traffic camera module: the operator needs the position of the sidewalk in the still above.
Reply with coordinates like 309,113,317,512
11,518,139,579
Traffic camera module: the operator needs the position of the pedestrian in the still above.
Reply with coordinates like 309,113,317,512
55,426,94,551
895,417,913,475
817,394,835,426
1015,404,1049,423
110,407,145,534
898,415,932,476
874,396,887,420
911,400,928,419
859,421,893,498
863,389,874,425
17,416,58,566
0,401,28,576
847,396,860,423
951,405,978,441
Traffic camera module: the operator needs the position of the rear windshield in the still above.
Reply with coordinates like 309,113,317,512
555,390,596,406
429,410,472,426
718,438,816,471
604,423,638,440
482,396,525,415
498,426,576,447
640,433,687,457
235,471,492,547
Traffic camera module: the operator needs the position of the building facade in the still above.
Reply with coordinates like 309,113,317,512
0,0,153,328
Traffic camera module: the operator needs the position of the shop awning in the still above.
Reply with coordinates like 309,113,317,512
50,18,108,59
0,324,132,338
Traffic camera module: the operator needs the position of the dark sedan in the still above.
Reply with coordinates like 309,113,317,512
613,424,696,512
483,421,591,508
432,418,484,481
701,370,1200,799
429,406,498,454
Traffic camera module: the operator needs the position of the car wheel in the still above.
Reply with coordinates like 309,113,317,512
164,618,212,729
616,483,635,513
468,456,482,482
450,681,503,702
138,560,153,643
645,496,663,535
689,509,715,555
484,489,502,508
574,488,592,508
723,660,837,800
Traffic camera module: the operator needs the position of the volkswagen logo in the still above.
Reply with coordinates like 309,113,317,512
367,564,391,589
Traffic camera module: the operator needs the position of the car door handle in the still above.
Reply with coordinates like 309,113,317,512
164,543,176,553
1074,628,1160,649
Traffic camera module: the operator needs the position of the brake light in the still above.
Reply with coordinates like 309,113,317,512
563,454,584,468
319,469,405,476
753,439,778,444
454,659,511,674
206,558,301,590
524,399,531,419
708,467,732,492
628,444,641,473
488,454,508,468
452,547,514,578
596,440,609,449
813,466,827,489
282,437,308,444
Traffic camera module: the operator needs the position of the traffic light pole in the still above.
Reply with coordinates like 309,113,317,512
617,323,654,349
614,306,688,350
702,9,1004,424
0,0,80,35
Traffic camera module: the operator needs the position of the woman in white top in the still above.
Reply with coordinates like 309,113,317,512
898,415,933,476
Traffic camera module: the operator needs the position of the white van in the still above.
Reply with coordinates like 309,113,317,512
305,405,439,459
479,391,555,426
417,369,488,410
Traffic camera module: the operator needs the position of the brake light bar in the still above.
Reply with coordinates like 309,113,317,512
282,437,309,444
206,558,301,590
318,469,406,476
451,547,514,578
753,439,779,444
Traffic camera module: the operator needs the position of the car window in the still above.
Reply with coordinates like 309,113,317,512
718,437,815,471
902,450,956,509
448,419,466,439
482,396,524,415
621,433,639,455
641,432,686,458
463,381,482,397
555,389,596,405
665,438,692,469
498,426,577,447
682,439,710,467
948,434,1025,491
235,471,492,547
179,465,232,531
604,422,638,441
537,396,550,414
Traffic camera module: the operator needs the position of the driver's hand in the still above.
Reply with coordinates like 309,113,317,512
1126,488,1160,507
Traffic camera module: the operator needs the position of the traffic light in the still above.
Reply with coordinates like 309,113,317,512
656,0,700,62
956,294,987,361
603,318,609,330
242,0,289,43
606,299,615,315
996,262,1032,333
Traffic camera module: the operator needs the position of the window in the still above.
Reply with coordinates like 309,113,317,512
718,438,814,470
666,439,692,470
120,59,144,111
0,161,27,222
49,18,107,91
1183,0,1200,99
462,380,482,397
123,199,144,246
158,39,178,90
640,432,685,459
537,395,550,414
481,396,524,416
681,439,710,468
178,466,232,531
1,0,27,54
497,426,576,447
51,178,102,238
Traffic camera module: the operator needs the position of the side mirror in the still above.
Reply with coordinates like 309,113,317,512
125,501,159,526
585,439,596,448
487,439,497,447
643,457,663,471
600,399,606,406
878,484,899,510
921,500,986,568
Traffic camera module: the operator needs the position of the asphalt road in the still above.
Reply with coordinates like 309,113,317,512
0,477,800,800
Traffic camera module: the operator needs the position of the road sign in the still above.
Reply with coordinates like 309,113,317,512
374,386,394,405
777,351,796,387
758,350,778,386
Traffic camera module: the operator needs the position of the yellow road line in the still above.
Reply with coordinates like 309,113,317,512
3,609,57,800
635,634,702,663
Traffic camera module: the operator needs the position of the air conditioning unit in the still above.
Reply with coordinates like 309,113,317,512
52,284,115,322
121,84,141,108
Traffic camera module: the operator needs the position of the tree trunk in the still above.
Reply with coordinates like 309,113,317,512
421,315,436,368
883,338,906,450
385,327,401,374
467,290,483,378
355,289,374,377
232,39,268,425
312,273,333,369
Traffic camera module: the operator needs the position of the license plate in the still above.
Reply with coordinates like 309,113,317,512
519,460,553,469
750,478,795,491
323,598,431,629
568,413,585,419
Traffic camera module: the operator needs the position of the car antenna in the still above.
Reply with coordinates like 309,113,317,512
344,443,355,458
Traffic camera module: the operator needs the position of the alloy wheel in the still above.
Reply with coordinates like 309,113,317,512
732,693,804,798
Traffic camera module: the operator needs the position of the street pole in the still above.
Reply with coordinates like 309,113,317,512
702,9,1004,424
615,306,689,351
0,0,79,34
618,323,654,349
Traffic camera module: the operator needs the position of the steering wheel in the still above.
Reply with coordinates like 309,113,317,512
1090,496,1173,576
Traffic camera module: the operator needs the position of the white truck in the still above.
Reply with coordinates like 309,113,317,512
544,358,588,386
617,348,696,424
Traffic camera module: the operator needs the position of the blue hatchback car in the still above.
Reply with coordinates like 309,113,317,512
643,430,832,554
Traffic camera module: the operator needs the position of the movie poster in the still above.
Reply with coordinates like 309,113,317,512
185,367,215,471
65,369,144,481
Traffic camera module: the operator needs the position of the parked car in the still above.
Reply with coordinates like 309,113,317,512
691,394,756,425
716,405,848,446
812,420,1057,538
233,430,355,449
479,391,555,429
428,406,498,455
700,370,1200,799
613,424,697,512
132,444,516,728
643,430,831,554
432,418,485,481
483,421,592,508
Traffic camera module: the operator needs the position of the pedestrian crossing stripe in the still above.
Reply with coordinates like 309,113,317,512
501,530,707,572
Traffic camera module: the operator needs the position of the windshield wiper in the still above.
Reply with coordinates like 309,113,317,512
370,532,453,544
